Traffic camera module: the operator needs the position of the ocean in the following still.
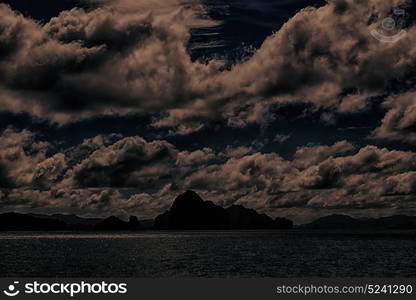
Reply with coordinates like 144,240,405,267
1,231,415,278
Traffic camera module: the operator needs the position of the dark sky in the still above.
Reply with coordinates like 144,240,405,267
0,0,415,223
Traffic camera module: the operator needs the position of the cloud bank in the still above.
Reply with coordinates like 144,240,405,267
1,128,415,222
0,0,415,137
1,0,416,222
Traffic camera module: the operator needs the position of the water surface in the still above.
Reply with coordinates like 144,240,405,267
1,231,415,277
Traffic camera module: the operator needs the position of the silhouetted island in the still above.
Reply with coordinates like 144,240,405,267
0,191,292,231
0,212,144,231
301,214,416,230
0,212,68,231
2,191,416,231
29,213,103,230
154,190,293,230
95,216,144,231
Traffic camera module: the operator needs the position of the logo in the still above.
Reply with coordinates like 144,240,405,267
3,281,127,297
371,8,407,43
3,281,20,297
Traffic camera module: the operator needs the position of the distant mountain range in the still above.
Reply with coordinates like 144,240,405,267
0,191,292,231
0,212,145,231
301,214,416,230
1,191,415,231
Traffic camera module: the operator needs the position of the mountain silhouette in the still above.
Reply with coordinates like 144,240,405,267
155,191,228,230
0,212,67,231
154,190,293,230
302,214,416,230
226,205,273,229
49,214,102,226
2,194,415,231
29,213,102,230
94,216,144,231
127,216,144,230
302,215,362,229
0,213,144,231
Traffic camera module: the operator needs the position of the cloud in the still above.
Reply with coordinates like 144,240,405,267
32,153,67,189
0,2,221,123
372,92,416,144
293,140,355,169
182,142,416,218
151,0,416,131
231,0,413,96
0,128,58,188
0,130,415,222
64,136,178,188
1,0,415,133
176,148,215,167
274,134,291,144
1,0,416,222
65,133,123,165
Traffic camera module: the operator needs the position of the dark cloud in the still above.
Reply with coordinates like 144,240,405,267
0,129,415,222
1,0,416,223
0,128,55,188
153,0,416,133
293,141,355,169
0,0,415,134
373,92,416,144
32,153,67,189
182,142,416,219
0,2,220,123
66,136,178,188
217,0,413,100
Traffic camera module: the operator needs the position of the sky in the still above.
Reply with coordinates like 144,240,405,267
0,0,415,224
